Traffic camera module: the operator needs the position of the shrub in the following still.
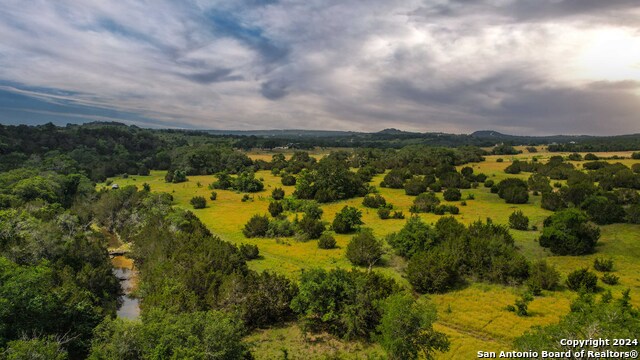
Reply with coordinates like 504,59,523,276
593,258,614,272
268,201,284,217
509,210,529,230
362,194,387,208
241,194,252,202
239,244,260,260
601,273,619,285
404,177,427,196
429,182,442,192
407,249,459,293
566,269,598,292
497,178,529,204
190,196,207,209
297,215,325,240
484,179,494,188
633,163,640,174
541,191,565,211
377,207,391,219
317,234,337,249
506,293,533,317
386,216,434,258
632,152,640,160
443,188,461,201
243,214,270,238
581,195,625,225
567,153,582,161
209,191,217,200
627,204,640,224
584,153,599,160
267,218,295,237
410,192,440,213
526,260,560,295
165,169,187,183
332,206,364,234
392,211,405,219
281,174,296,186
142,183,151,192
496,158,504,163
272,187,285,200
346,228,384,269
539,209,600,255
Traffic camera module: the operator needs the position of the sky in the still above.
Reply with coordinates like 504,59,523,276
1,0,640,135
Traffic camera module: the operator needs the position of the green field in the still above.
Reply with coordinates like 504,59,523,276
101,150,640,359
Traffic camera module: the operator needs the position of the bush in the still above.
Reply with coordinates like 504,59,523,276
387,216,434,258
407,249,459,293
268,201,284,217
190,196,207,209
541,191,565,211
593,258,614,272
239,244,260,260
497,178,529,204
332,206,364,234
392,211,405,219
601,273,619,285
581,195,625,225
584,153,599,160
484,179,494,188
267,218,295,237
539,208,600,255
318,234,337,249
281,174,296,186
566,269,598,292
443,188,461,201
362,194,387,208
632,152,640,160
241,194,252,202
346,228,384,269
627,204,640,224
297,215,325,240
378,207,391,219
496,158,504,163
272,187,285,200
404,177,427,196
506,293,533,317
508,210,529,230
243,214,270,238
410,192,440,213
567,153,582,161
526,260,560,295
209,191,217,200
429,182,442,192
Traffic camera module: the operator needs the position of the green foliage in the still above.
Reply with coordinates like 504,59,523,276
507,292,534,317
627,204,640,224
515,291,640,353
404,176,428,196
272,187,285,200
243,214,270,238
566,269,598,292
294,157,366,203
268,201,284,217
332,206,363,234
239,244,260,260
496,178,529,204
209,191,217,200
318,234,337,249
3,337,68,360
267,218,295,238
407,249,459,294
584,153,599,160
581,195,625,225
375,294,450,360
386,216,435,258
296,214,325,240
410,192,440,213
601,272,619,285
526,260,560,295
165,169,187,183
541,191,565,211
484,179,494,188
539,208,600,255
362,194,387,208
189,196,206,209
291,268,399,340
281,174,296,186
508,210,529,230
492,144,520,155
527,173,551,193
89,310,250,359
593,257,614,272
377,207,391,219
442,188,461,201
346,228,384,270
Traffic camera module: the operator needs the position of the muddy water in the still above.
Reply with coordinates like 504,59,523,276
112,255,140,320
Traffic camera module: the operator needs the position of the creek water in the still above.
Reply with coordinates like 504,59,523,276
112,255,140,320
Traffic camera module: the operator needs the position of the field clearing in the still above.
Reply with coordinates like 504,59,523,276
101,151,640,359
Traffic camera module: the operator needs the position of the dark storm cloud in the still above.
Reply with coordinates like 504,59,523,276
260,80,288,100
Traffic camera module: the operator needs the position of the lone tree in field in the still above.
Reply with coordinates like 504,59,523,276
332,206,363,234
443,188,461,201
268,201,284,217
346,228,384,271
539,208,600,255
376,293,450,360
190,196,207,209
497,178,529,204
243,214,270,238
508,210,529,230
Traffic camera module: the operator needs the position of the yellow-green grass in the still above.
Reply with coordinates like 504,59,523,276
100,152,640,359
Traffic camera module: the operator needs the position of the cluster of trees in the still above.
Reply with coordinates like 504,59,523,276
244,200,326,240
386,216,530,293
209,171,264,193
0,170,121,358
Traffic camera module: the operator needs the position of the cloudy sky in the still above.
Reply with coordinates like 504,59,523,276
1,0,640,135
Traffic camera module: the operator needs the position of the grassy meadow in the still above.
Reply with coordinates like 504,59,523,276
101,149,640,359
